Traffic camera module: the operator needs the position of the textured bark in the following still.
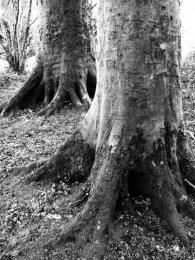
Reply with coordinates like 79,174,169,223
2,0,95,116
1,55,43,115
10,0,195,259
26,131,95,184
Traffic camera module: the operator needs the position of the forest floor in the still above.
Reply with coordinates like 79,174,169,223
1,67,195,259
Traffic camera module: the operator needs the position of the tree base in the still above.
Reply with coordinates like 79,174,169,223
15,131,95,185
1,56,96,117
9,125,195,259
1,56,44,116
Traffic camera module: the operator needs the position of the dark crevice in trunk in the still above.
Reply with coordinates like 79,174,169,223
87,65,96,99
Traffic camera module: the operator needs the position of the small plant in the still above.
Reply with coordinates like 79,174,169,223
0,0,35,74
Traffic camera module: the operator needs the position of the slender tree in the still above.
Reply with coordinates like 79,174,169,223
11,0,195,258
1,0,96,116
0,0,33,73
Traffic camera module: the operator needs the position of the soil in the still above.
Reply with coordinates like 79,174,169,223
1,66,195,259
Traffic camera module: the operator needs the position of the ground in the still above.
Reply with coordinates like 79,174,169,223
1,65,195,259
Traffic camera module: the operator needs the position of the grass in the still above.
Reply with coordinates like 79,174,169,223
1,68,195,259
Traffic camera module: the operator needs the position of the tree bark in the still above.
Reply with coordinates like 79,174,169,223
9,0,195,259
1,0,95,116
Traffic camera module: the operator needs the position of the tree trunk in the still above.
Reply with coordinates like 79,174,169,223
1,0,95,116
10,0,195,259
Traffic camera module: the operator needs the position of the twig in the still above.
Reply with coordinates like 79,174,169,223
184,179,195,191
185,130,195,141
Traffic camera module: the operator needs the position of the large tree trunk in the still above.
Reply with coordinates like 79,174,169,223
1,0,96,116
10,0,195,259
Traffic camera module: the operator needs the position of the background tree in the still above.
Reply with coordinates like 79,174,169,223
12,0,195,258
0,0,33,74
1,0,96,116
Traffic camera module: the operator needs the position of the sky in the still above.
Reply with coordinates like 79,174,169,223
181,0,195,58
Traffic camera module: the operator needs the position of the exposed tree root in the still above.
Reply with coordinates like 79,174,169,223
16,128,194,258
1,60,96,117
1,55,44,116
12,159,47,176
8,123,195,257
0,0,97,117
38,129,195,259
37,81,90,117
24,131,95,184
44,142,128,259
37,65,92,116
141,169,190,247
128,130,195,248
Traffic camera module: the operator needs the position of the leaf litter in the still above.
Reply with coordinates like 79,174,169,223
0,67,195,259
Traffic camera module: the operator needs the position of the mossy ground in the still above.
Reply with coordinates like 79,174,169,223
1,67,195,259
